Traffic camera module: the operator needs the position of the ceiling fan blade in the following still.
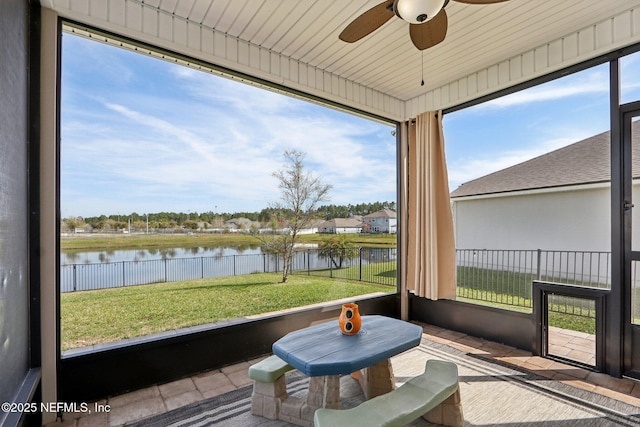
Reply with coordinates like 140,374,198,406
409,9,448,51
453,0,509,4
339,0,395,43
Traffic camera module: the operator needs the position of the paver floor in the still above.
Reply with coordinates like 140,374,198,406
45,322,640,427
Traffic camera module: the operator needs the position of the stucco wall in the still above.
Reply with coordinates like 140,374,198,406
452,186,613,252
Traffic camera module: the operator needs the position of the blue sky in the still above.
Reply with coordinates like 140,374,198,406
61,34,396,218
61,33,640,219
445,54,640,188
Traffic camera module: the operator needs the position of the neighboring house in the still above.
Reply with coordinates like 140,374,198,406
362,209,397,234
298,219,325,235
319,218,363,234
224,217,260,232
451,121,640,253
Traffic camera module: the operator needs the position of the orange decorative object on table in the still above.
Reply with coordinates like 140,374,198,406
338,303,361,335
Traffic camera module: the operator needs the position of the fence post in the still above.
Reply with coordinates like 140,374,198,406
73,265,77,292
122,261,126,287
359,248,363,281
164,258,167,282
201,256,204,278
329,249,333,278
537,249,542,280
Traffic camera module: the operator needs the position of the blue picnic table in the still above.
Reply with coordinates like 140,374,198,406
273,315,423,377
269,314,424,427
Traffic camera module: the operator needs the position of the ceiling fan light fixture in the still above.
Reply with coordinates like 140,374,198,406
394,0,446,24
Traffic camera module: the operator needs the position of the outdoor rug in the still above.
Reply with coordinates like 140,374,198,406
128,339,640,426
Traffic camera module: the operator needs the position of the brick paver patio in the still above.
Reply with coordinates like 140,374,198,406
46,322,640,427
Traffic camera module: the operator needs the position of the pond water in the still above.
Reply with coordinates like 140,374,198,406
61,245,263,265
59,245,395,293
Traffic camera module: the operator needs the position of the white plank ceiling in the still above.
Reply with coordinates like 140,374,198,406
42,0,640,120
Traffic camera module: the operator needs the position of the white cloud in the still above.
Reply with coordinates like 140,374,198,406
444,65,614,190
64,95,394,216
481,70,608,109
448,134,592,190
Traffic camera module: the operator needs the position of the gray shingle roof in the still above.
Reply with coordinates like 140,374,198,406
320,218,362,228
451,120,640,198
363,209,397,219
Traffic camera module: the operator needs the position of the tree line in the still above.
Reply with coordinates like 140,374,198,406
62,201,396,232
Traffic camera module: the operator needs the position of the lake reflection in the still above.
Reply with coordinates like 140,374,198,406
61,245,263,265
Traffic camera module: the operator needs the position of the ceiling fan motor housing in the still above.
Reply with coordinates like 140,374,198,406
394,0,446,24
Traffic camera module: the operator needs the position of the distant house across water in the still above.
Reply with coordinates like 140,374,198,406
319,217,363,234
363,209,397,234
318,209,397,234
223,217,260,232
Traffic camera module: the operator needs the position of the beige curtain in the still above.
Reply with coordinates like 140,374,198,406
405,111,456,299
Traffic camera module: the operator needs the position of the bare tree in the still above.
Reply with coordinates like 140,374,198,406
258,150,332,283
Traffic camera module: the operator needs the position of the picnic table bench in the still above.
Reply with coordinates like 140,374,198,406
314,359,463,427
249,355,294,420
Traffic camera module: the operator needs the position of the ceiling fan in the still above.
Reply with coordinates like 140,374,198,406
339,0,510,51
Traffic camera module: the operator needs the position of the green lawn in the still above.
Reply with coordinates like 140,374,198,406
61,273,394,351
296,261,397,285
61,260,609,351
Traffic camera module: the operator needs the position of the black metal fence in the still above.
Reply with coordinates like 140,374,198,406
61,247,618,319
292,247,397,285
456,249,611,315
61,253,282,292
60,247,397,292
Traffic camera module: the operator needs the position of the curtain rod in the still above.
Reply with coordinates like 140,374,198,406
409,112,438,124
